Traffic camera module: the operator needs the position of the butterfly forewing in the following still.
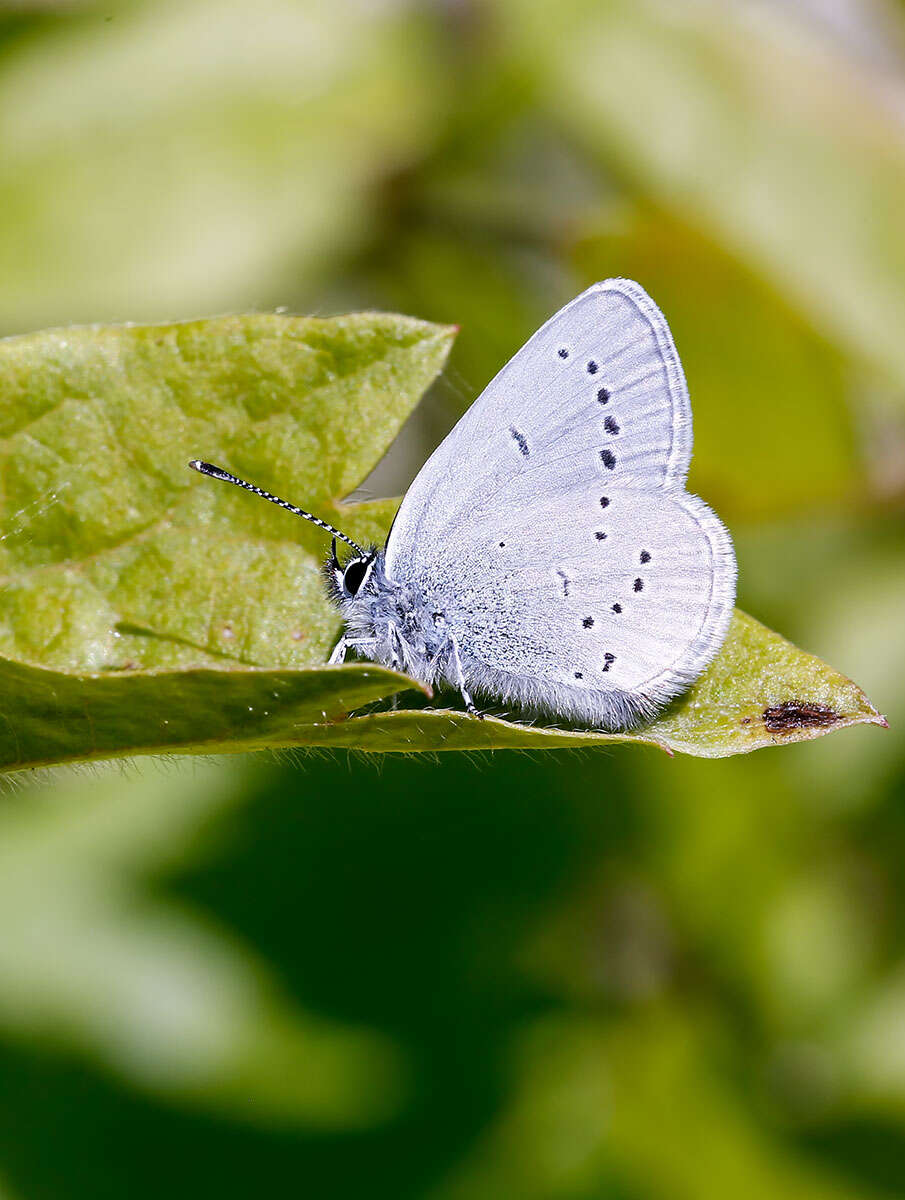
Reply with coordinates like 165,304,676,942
387,279,693,569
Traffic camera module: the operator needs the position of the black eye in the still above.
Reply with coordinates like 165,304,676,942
342,558,369,596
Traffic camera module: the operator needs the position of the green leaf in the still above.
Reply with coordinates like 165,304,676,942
0,311,883,770
0,657,424,771
0,612,883,771
0,313,456,672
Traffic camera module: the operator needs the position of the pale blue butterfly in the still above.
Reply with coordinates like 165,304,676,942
191,279,736,729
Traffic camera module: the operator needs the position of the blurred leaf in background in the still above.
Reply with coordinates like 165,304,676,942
497,0,905,390
0,0,445,332
573,212,859,522
0,0,904,1197
0,760,405,1129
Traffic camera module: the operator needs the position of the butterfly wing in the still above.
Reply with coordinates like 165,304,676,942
385,279,735,726
386,278,693,566
417,480,735,726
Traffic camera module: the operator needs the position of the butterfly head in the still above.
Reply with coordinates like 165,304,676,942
328,538,379,601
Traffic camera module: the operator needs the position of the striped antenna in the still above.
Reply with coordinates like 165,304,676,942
188,460,365,555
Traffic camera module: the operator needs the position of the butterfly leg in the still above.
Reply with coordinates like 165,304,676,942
329,636,377,665
448,633,482,719
386,625,404,672
383,627,410,710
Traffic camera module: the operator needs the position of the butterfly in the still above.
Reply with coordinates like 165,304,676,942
191,279,736,730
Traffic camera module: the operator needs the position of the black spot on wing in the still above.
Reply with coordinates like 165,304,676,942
509,426,529,457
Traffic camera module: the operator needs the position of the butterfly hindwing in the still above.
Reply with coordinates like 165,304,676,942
406,481,734,725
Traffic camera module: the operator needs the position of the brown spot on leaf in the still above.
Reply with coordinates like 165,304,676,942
290,630,306,642
763,701,840,734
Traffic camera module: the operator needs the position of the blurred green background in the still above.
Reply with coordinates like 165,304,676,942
0,0,904,1195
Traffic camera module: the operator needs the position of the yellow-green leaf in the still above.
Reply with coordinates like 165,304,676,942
0,311,883,769
0,313,455,672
